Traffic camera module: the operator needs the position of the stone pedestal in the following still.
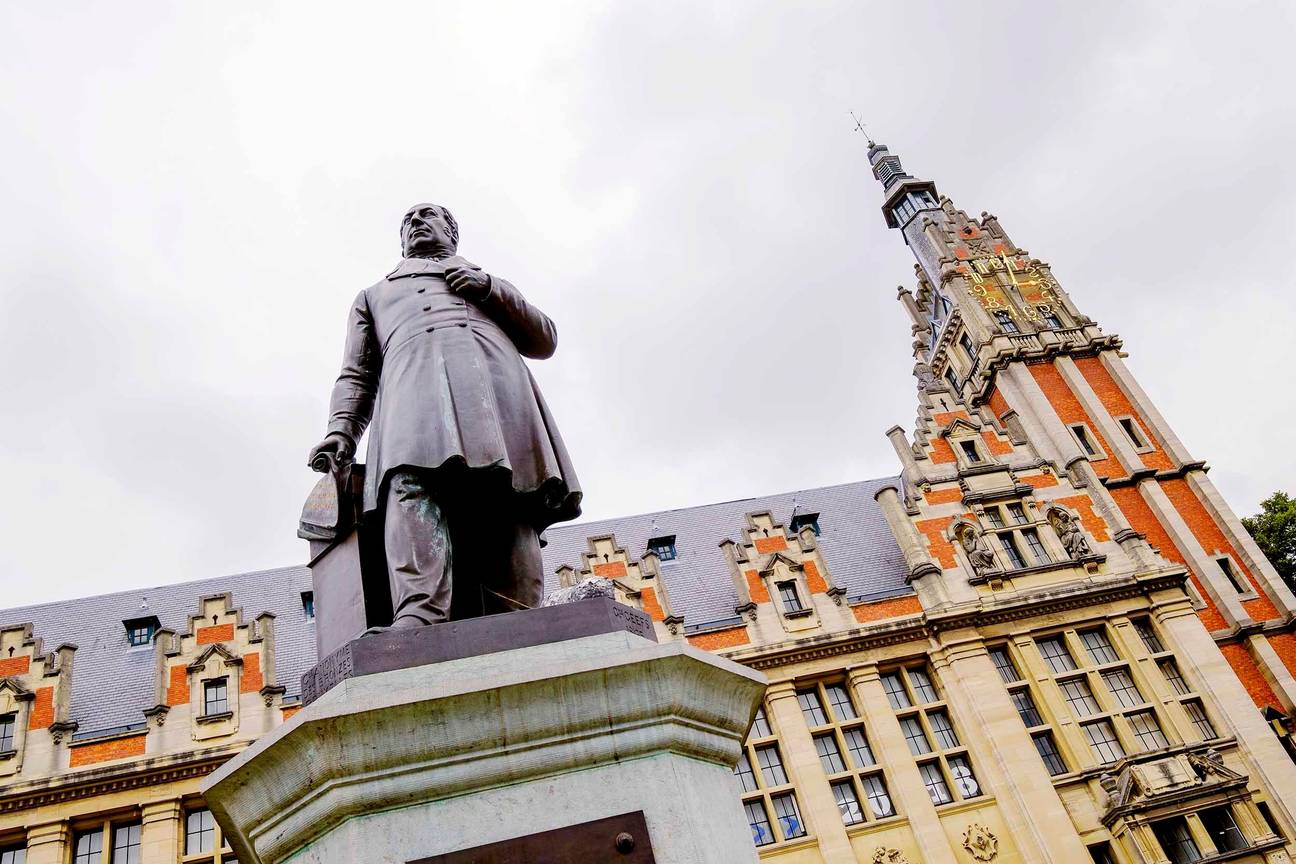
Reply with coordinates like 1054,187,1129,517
201,604,766,864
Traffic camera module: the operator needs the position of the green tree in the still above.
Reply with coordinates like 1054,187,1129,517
1243,492,1296,591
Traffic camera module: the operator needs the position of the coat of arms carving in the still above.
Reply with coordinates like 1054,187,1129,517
872,848,909,864
962,822,998,860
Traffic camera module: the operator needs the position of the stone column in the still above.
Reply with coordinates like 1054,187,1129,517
874,486,962,609
763,682,853,861
931,634,1092,863
886,426,928,489
999,363,1084,468
1137,478,1252,628
1097,352,1195,466
140,799,182,864
23,820,68,864
1246,634,1296,712
1153,604,1296,827
846,666,958,863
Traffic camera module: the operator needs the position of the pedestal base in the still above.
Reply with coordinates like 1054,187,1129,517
202,619,766,864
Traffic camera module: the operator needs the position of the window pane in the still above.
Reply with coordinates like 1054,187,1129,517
755,745,788,787
1038,637,1077,673
73,830,103,864
927,710,960,749
771,793,806,839
907,669,938,704
745,800,774,847
1183,701,1216,740
1200,806,1248,853
1022,529,1049,562
1153,818,1203,864
832,780,865,825
204,680,228,715
1159,660,1191,696
989,647,1020,683
734,751,759,793
1000,534,1027,569
1080,630,1120,665
0,716,14,752
1011,689,1044,727
1126,711,1169,752
825,684,857,721
1084,721,1125,764
984,508,1005,529
1134,620,1165,653
1006,503,1028,524
919,761,952,805
1059,677,1101,716
814,734,847,774
1102,669,1144,709
797,690,828,727
947,754,980,798
0,845,25,864
842,727,875,768
1033,732,1067,775
881,673,911,709
750,706,772,738
900,717,931,755
113,823,142,864
778,582,804,612
186,809,215,854
860,773,895,818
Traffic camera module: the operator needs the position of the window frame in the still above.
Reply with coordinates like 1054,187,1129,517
735,701,812,847
0,714,15,754
202,678,230,718
798,680,896,825
1214,555,1254,597
880,665,984,808
1113,414,1156,454
1068,422,1106,460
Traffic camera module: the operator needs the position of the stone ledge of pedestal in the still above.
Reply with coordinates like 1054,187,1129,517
202,631,766,864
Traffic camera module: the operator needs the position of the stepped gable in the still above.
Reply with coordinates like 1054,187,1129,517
0,566,313,739
541,477,911,630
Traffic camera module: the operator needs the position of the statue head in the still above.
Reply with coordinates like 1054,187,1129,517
401,203,459,258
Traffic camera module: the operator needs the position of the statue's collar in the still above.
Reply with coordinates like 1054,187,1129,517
386,255,479,280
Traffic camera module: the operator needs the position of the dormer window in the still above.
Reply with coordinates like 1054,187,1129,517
301,591,316,620
647,535,677,562
994,311,1019,334
958,440,983,464
203,679,229,716
777,582,805,613
123,616,159,647
0,714,14,753
789,512,820,536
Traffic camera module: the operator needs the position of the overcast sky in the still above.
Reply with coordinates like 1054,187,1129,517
2,2,1292,608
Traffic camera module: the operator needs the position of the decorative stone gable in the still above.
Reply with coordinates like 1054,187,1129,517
721,511,845,635
554,535,682,635
151,594,283,742
0,623,76,776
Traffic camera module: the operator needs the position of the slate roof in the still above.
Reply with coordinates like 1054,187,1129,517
0,477,909,738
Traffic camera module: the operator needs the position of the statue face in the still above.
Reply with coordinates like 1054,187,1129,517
401,204,456,258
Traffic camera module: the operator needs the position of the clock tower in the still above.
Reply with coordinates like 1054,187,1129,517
869,138,1296,746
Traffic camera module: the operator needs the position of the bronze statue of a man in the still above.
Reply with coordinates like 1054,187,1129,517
308,204,581,627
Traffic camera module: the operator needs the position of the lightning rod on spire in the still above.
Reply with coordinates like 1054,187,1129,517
849,112,875,147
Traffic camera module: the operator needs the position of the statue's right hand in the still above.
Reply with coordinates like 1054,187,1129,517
308,433,355,473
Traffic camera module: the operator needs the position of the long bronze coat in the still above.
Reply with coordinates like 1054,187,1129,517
326,255,581,529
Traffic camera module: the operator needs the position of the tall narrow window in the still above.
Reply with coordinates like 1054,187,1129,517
1005,503,1028,524
1037,637,1077,673
301,591,315,620
1000,533,1027,569
73,830,103,864
0,715,14,752
751,706,772,738
825,684,857,721
1118,417,1147,449
1183,701,1217,740
1021,529,1050,564
983,507,1005,529
958,439,983,464
1070,424,1100,458
1134,619,1165,653
1010,690,1044,727
1084,720,1125,764
1059,678,1101,716
1153,817,1203,864
770,793,806,839
881,673,911,709
1159,660,1191,696
994,311,1019,334
797,690,828,726
1216,557,1248,594
186,809,216,854
989,647,1020,683
0,843,25,864
1038,305,1063,329
1102,669,1144,709
945,368,961,391
735,752,759,793
1033,732,1068,775
1126,711,1169,751
1080,630,1120,665
203,679,229,716
1200,806,1248,852
832,780,865,825
745,801,774,847
113,823,142,864
919,762,952,804
777,582,804,613
755,745,788,786
960,332,977,363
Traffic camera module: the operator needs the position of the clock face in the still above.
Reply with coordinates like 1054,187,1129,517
953,245,1060,324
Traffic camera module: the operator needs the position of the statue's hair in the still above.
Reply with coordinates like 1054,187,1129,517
402,203,459,252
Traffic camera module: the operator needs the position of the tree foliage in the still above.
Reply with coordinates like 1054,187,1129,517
1243,492,1296,591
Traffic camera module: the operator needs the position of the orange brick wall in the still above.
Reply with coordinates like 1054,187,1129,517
1160,478,1279,622
923,487,963,505
1074,357,1174,471
852,595,923,624
281,705,302,721
987,388,1011,419
1055,495,1111,542
933,411,971,426
803,560,828,593
0,655,30,677
28,687,53,729
1020,473,1058,489
687,627,751,650
593,561,627,580
1268,634,1296,679
916,518,957,568
197,624,234,645
981,430,1013,456
69,733,147,767
1219,643,1282,712
744,570,770,603
928,437,957,464
240,652,263,694
166,666,189,706
1029,361,1118,478
754,536,788,554
639,587,665,621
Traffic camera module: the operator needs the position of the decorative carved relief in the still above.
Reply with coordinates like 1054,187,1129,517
954,522,999,577
557,534,680,630
872,849,909,864
961,823,998,860
1047,507,1092,560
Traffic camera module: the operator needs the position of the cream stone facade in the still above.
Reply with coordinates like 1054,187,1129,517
2,144,1295,863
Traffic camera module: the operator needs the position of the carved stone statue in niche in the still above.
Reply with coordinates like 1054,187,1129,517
956,523,999,575
1048,508,1092,560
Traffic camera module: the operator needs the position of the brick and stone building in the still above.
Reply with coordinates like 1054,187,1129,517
2,143,1295,863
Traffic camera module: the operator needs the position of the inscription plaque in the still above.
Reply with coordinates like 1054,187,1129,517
409,811,656,863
